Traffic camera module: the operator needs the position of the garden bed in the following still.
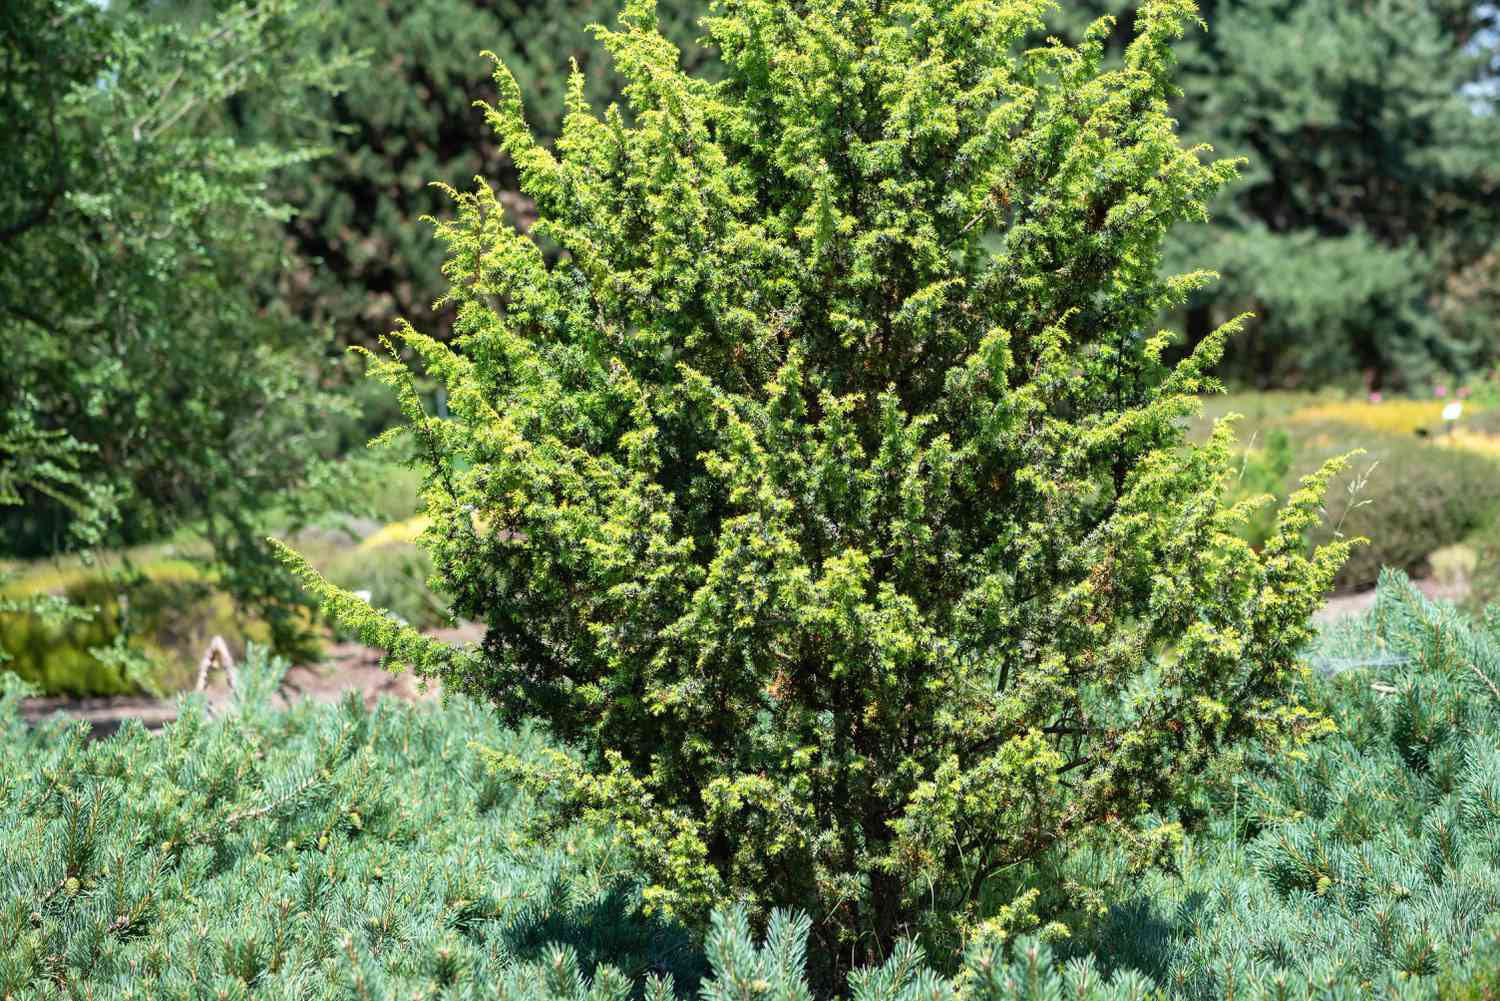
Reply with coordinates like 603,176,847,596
7,574,1500,998
17,624,477,737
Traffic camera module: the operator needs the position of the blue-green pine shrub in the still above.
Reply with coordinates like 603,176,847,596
9,574,1500,996
0,656,705,999
1050,572,1500,994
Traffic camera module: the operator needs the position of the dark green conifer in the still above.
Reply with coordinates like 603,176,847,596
196,0,715,347
1050,0,1500,387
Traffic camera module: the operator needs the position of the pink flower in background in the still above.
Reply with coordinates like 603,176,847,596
1458,386,1472,399
1435,385,1449,398
1369,391,1383,404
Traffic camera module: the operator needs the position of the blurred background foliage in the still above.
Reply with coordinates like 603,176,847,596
1191,391,1500,593
1050,0,1500,390
156,0,1500,385
149,0,716,348
0,0,370,667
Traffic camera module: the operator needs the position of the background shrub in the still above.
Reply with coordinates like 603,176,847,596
1294,423,1499,590
1198,398,1500,591
0,565,239,697
1461,517,1500,615
0,457,432,698
322,535,447,633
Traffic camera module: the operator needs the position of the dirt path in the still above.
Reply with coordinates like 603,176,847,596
19,623,481,737
1312,577,1469,623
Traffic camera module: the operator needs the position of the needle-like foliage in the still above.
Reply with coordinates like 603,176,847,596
283,0,1351,975
9,577,1500,997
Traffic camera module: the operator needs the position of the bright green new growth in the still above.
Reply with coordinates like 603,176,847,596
284,0,1352,972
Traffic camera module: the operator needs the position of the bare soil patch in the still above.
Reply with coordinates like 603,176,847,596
1312,577,1469,623
19,623,482,737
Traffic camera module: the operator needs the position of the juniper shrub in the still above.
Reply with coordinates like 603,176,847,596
282,0,1353,976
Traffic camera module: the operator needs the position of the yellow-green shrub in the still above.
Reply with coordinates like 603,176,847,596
1434,427,1500,461
284,0,1352,984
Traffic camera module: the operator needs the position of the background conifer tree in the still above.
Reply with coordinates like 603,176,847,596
1181,0,1500,387
164,0,715,349
1049,0,1500,388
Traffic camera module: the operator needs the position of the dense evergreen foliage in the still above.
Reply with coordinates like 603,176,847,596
8,576,1500,997
0,655,707,998
1072,571,1500,988
1180,0,1500,387
0,0,359,652
164,0,714,347
1049,0,1500,388
285,0,1354,976
7,0,1500,994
